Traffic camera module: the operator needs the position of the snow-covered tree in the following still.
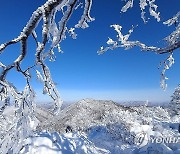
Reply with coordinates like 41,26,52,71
0,0,94,153
171,84,180,104
171,84,180,115
0,0,179,153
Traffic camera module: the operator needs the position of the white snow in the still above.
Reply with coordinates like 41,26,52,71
20,131,109,154
1,100,180,154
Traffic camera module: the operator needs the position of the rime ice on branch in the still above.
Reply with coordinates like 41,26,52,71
98,1,179,90
0,0,94,153
121,0,160,23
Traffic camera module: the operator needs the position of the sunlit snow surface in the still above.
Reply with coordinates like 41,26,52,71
20,131,109,154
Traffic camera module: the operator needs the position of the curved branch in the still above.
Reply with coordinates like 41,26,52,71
0,0,95,152
0,35,23,53
158,41,180,54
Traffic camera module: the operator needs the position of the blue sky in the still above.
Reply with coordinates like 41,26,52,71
0,0,180,103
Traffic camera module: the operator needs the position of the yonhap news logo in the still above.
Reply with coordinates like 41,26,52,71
134,132,180,147
134,132,149,147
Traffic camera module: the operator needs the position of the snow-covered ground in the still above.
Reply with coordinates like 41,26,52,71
0,99,180,153
20,131,109,154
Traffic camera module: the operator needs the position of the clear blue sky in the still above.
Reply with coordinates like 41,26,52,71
0,0,180,103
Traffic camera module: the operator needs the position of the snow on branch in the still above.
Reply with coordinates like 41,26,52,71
159,53,175,90
0,0,94,153
0,0,94,114
98,18,179,90
163,12,180,48
75,0,95,28
121,0,160,23
98,7,180,90
98,24,159,55
163,11,180,27
121,0,134,13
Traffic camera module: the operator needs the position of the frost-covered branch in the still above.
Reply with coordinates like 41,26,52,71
121,0,160,23
98,10,180,90
98,24,160,55
159,54,175,90
0,0,94,153
0,0,93,114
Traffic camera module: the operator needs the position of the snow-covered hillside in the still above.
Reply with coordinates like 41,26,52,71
1,99,180,153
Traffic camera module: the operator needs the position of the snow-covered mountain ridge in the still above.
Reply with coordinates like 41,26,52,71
1,99,180,153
